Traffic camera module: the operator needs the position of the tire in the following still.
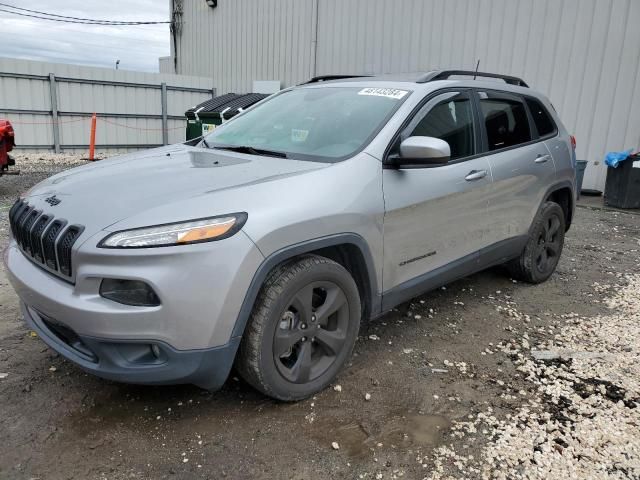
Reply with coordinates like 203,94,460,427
507,201,566,284
237,255,361,401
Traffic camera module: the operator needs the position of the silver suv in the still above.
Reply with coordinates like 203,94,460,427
5,70,576,401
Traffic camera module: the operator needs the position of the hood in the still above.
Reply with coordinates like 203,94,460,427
22,144,326,233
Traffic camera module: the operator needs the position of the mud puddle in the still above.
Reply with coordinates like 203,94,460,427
311,411,450,458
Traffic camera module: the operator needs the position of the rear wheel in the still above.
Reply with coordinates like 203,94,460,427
237,255,361,401
507,201,565,284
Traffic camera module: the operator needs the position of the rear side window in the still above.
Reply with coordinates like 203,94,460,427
478,92,532,151
524,97,557,137
406,94,475,160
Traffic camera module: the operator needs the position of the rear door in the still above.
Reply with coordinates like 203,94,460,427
473,90,557,256
382,90,494,300
525,95,574,184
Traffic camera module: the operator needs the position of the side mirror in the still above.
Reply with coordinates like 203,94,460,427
397,136,450,166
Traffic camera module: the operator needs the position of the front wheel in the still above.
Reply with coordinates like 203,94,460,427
507,201,566,284
237,255,361,401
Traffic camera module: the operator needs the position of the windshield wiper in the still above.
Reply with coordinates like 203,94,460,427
200,136,211,148
212,145,288,158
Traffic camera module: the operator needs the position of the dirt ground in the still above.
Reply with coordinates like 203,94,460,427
1,154,639,480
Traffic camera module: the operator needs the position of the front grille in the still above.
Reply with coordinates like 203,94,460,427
43,220,65,270
8,200,25,238
8,199,84,279
15,205,33,248
57,226,82,276
30,215,52,263
21,209,41,254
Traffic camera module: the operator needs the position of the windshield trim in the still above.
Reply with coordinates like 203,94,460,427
202,86,413,163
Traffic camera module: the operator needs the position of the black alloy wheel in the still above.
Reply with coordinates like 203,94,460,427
534,214,563,275
274,281,350,384
237,255,361,401
507,201,566,284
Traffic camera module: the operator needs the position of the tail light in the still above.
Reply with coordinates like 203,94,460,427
570,135,576,150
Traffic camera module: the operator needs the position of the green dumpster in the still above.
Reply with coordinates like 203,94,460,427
185,93,270,141
186,112,222,140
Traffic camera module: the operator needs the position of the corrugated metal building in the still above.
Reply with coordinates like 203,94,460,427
169,0,640,192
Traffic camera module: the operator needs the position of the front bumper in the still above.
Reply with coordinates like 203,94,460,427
3,230,264,388
22,303,239,389
4,231,263,349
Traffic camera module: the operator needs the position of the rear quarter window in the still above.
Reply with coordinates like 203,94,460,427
524,97,557,137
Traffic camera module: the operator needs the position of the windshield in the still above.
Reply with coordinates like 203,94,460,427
203,86,410,162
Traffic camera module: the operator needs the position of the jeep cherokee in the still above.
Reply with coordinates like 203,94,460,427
4,70,576,401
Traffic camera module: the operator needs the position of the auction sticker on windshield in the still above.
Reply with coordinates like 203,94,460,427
291,129,309,143
358,88,409,100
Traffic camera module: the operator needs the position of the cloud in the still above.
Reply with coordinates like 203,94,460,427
0,1,169,72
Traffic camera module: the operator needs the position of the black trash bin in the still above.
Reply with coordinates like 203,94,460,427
604,153,640,209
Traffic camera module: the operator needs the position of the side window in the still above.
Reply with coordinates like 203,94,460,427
478,92,532,151
524,97,557,137
405,93,475,160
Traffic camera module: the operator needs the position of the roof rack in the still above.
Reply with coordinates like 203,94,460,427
417,70,529,88
304,74,371,84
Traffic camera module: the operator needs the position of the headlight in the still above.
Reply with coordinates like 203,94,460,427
98,213,247,248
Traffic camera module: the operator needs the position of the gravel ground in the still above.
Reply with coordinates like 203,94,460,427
0,152,91,201
0,153,639,480
426,276,640,479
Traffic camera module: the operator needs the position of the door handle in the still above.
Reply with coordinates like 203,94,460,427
465,169,488,181
535,154,551,164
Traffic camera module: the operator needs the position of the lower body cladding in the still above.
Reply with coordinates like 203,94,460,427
3,231,264,389
21,304,240,389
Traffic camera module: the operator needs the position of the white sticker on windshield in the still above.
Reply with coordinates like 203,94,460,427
358,88,408,100
202,123,216,135
291,129,309,143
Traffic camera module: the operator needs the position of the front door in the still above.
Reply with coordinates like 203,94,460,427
382,91,494,304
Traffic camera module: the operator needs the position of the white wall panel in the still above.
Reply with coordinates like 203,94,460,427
175,0,640,191
174,0,315,94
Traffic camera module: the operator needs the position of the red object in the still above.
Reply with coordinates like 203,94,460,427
89,113,97,161
0,119,16,171
570,135,576,150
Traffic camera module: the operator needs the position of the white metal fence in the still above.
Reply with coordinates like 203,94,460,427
0,58,215,154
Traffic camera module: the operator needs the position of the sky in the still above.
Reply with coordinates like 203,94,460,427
0,1,170,72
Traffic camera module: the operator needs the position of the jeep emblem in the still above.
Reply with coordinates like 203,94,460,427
45,195,61,206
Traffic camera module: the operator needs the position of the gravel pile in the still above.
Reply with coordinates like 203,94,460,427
425,276,640,479
1,152,91,200
10,152,94,174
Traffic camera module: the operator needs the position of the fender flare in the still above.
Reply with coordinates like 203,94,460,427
230,233,380,339
531,180,575,234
